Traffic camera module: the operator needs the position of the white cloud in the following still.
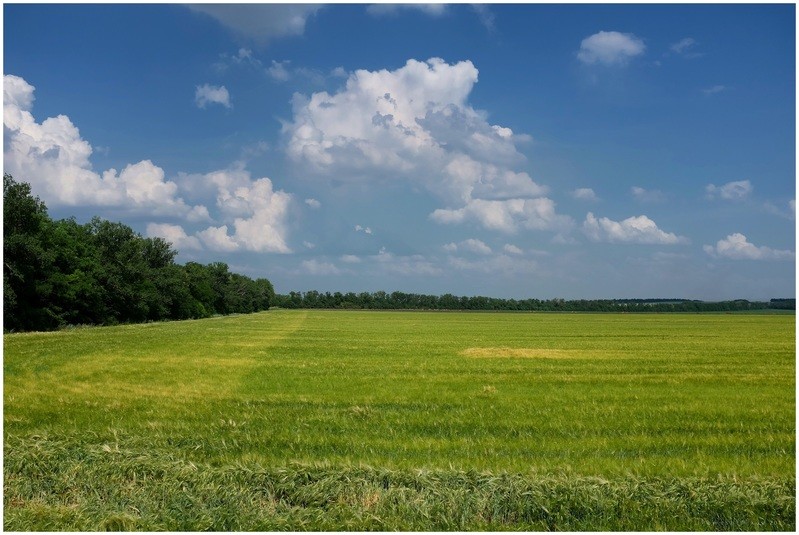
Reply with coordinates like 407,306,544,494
267,60,292,81
188,4,322,44
503,243,523,255
186,204,213,223
366,4,447,17
198,225,240,252
631,186,666,203
583,212,688,245
431,198,573,234
471,4,496,32
703,233,794,260
232,48,257,64
301,259,343,275
443,238,492,255
340,254,361,263
305,198,321,209
670,37,696,54
355,225,373,235
669,37,702,58
461,238,492,255
303,241,316,249
284,58,563,234
193,166,293,253
571,187,598,201
3,74,205,217
763,199,795,220
146,223,202,251
265,60,331,86
706,180,752,201
213,48,263,73
195,84,231,109
577,31,646,66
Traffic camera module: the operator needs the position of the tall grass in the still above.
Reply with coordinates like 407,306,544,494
4,310,795,530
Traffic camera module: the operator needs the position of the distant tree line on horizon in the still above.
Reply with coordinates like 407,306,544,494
4,174,794,332
4,175,274,332
274,290,794,313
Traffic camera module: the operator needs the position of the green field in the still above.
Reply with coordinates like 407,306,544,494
4,310,796,530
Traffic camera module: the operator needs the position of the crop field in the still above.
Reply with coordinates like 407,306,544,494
3,310,796,530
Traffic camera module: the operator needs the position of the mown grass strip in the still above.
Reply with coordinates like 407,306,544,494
4,436,794,531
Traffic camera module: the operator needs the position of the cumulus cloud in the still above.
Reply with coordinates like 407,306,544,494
443,238,492,255
703,233,794,260
3,74,205,217
503,243,523,255
431,198,573,234
195,84,231,108
197,225,240,252
284,58,565,234
577,31,646,66
305,198,321,209
146,223,202,251
706,180,752,201
180,166,293,253
188,4,322,44
571,187,598,201
186,204,213,222
582,212,688,244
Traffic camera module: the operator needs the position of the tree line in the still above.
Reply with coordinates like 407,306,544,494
274,290,793,313
4,175,274,332
5,174,793,331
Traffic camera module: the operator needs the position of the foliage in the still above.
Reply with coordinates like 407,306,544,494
4,445,793,531
3,174,275,331
4,310,795,530
274,290,793,312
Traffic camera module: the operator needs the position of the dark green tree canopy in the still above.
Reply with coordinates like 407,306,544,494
3,174,275,332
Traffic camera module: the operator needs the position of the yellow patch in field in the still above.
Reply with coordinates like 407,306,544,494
461,347,588,359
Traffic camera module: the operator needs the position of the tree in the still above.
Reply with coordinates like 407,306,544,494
3,174,59,330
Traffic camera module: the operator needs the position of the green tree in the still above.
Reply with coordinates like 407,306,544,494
3,174,59,330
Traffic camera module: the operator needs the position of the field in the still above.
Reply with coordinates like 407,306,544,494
3,310,795,530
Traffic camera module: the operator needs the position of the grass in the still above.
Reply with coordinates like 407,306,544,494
4,310,796,530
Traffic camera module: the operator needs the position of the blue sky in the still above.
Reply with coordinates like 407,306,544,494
4,3,795,300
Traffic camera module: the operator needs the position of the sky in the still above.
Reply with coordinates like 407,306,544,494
3,3,796,300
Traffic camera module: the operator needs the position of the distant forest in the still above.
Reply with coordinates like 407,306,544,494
3,174,794,332
274,291,794,313
4,175,274,332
